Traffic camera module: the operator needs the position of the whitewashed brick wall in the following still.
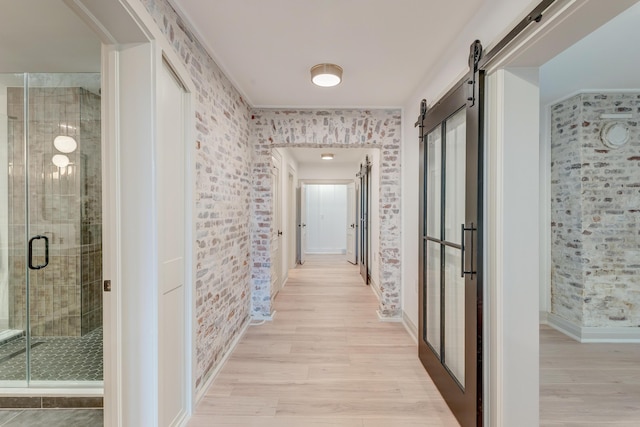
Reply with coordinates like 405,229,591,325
250,109,403,318
551,93,640,328
141,0,253,391
140,0,406,395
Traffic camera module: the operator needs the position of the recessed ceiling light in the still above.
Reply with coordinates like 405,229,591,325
311,64,343,87
321,153,334,160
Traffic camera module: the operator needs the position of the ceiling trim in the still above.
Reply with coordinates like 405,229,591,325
166,0,254,106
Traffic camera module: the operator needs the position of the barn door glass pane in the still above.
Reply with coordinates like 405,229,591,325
443,108,466,387
426,126,441,238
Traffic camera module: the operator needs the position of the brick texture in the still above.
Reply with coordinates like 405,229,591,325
140,0,405,394
551,93,640,328
141,0,252,391
251,110,403,318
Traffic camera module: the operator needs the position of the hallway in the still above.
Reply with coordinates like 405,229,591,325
188,255,459,426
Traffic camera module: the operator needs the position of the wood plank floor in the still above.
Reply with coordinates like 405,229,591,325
540,325,640,426
188,255,460,427
188,254,640,426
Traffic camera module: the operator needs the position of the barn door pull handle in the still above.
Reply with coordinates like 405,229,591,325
460,223,475,278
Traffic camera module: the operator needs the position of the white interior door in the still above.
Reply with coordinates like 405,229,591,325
346,182,356,264
157,59,186,427
270,156,282,298
288,171,296,269
300,183,307,264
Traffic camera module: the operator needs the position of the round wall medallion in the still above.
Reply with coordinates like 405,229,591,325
600,122,630,149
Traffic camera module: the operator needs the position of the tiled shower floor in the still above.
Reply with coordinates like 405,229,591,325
0,328,102,382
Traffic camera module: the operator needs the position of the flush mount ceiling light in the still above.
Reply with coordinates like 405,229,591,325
321,153,334,160
311,63,343,87
53,135,77,153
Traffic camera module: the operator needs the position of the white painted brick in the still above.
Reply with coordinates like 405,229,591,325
551,93,640,329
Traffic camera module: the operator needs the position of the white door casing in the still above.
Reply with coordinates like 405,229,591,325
288,169,296,269
270,155,282,299
300,183,307,264
66,1,197,425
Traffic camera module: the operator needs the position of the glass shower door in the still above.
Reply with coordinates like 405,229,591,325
0,73,103,386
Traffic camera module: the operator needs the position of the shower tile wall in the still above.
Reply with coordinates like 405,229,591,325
6,87,101,337
79,89,102,335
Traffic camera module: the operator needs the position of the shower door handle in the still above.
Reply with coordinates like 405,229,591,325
28,235,49,270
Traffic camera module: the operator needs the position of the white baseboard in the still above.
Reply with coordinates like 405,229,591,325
251,310,277,321
369,277,381,300
173,409,189,427
0,388,103,396
194,318,250,404
539,311,549,325
371,279,403,323
402,311,418,345
376,310,402,322
547,312,640,343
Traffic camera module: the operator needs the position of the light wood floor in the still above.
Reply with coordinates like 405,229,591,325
540,324,640,426
188,254,460,427
188,254,640,426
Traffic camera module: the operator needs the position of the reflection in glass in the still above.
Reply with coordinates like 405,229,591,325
444,245,465,388
426,126,441,238
445,108,466,244
425,241,441,356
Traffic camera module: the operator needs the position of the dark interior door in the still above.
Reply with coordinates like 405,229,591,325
417,65,484,426
358,156,371,284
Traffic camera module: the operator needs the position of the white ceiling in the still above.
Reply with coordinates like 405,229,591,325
170,0,484,108
3,0,637,110
0,0,101,73
540,2,640,105
285,147,373,165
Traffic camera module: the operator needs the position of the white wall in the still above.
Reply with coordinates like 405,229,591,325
539,2,640,106
487,68,541,427
305,184,348,254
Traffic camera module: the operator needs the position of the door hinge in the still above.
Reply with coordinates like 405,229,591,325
104,280,112,292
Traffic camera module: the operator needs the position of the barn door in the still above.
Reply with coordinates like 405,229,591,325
417,42,484,427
